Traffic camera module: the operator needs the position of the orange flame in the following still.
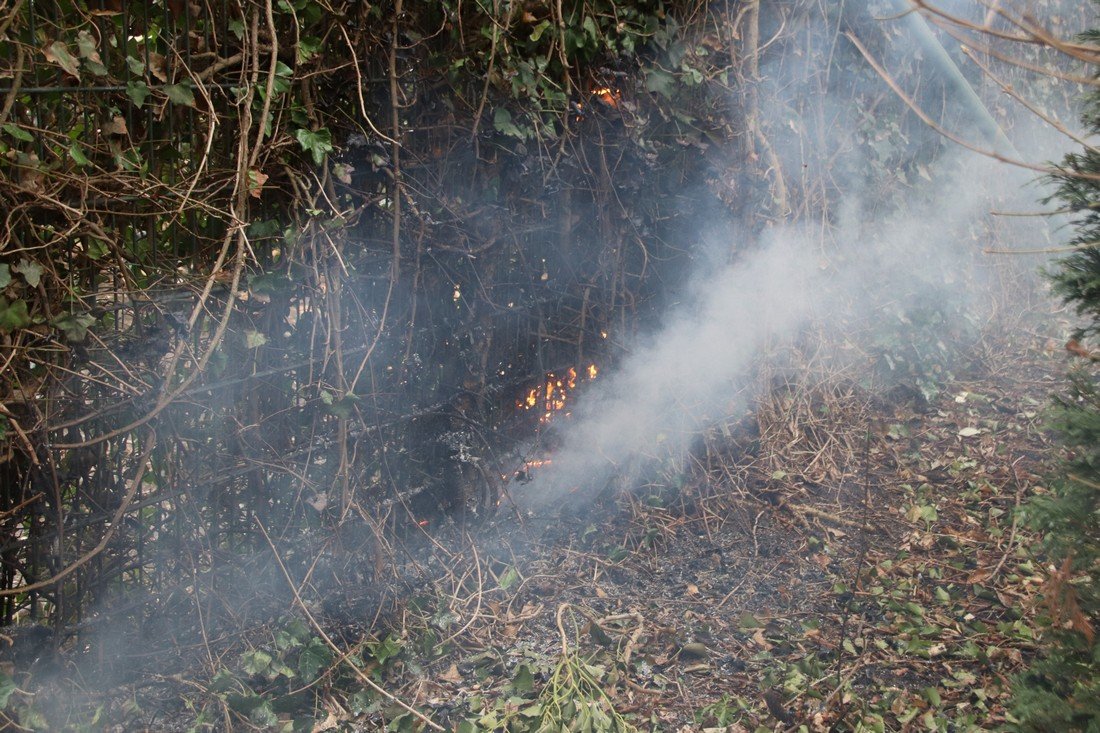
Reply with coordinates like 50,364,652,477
591,86,620,108
516,364,599,424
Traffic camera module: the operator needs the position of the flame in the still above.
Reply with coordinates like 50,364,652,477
591,86,620,108
516,364,599,424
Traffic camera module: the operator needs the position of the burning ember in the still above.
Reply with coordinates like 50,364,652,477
511,457,552,483
571,86,622,121
591,86,620,108
517,364,599,424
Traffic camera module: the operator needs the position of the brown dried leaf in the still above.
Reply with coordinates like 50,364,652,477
146,51,168,82
248,169,269,198
43,41,80,78
103,116,128,136
439,663,462,683
967,569,991,584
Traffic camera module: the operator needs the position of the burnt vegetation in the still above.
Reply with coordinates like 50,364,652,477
0,0,1095,730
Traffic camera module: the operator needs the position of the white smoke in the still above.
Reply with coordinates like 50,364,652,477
516,143,1055,509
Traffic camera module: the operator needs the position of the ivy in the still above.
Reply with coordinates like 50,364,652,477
0,297,31,334
295,127,333,164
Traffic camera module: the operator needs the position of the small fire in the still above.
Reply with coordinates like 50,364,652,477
591,86,620,108
571,87,622,121
512,457,553,483
517,364,599,424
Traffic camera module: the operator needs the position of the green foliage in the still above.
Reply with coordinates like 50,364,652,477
460,649,635,732
294,127,333,165
1011,377,1100,731
1011,20,1100,732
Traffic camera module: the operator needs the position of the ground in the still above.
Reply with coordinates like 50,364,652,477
1,321,1072,732
313,324,1065,732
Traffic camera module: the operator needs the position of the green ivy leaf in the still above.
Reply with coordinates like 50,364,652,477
244,330,268,348
492,108,525,140
295,127,333,165
241,649,272,676
76,30,108,76
2,123,33,142
69,143,91,166
52,312,96,342
370,634,403,666
0,264,10,289
87,239,109,260
498,566,519,590
126,81,150,108
529,20,551,42
512,663,535,693
645,69,676,99
250,701,277,728
208,668,238,693
164,82,196,107
298,638,333,683
582,15,599,42
0,297,31,334
296,36,322,63
14,258,43,287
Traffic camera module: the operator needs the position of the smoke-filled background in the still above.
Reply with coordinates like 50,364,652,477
516,5,1070,512
0,0,1092,728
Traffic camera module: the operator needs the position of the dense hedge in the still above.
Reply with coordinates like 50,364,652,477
1012,24,1100,731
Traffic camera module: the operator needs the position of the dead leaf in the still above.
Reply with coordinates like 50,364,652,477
146,50,168,82
752,628,773,650
311,711,341,733
248,168,269,198
103,116,128,136
439,663,462,683
332,162,354,185
685,583,699,596
1066,339,1097,361
18,153,43,192
76,30,103,65
967,569,992,584
43,41,80,78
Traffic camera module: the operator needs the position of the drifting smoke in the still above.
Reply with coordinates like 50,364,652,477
516,6,1072,510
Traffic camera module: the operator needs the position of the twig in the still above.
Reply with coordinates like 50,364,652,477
0,429,155,596
844,30,1100,181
